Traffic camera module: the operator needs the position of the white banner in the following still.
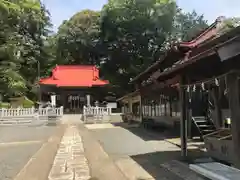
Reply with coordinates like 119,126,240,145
51,95,56,107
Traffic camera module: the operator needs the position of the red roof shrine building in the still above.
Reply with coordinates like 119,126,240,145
39,65,109,113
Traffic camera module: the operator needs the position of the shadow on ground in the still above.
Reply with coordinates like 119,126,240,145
112,122,180,141
109,122,209,179
131,149,208,180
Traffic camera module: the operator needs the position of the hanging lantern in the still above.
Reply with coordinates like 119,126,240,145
193,85,196,92
215,78,219,86
224,88,228,95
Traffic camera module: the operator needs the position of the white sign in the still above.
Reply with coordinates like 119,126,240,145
86,95,91,106
51,95,56,107
107,102,117,109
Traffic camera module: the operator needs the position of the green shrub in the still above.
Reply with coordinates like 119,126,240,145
22,98,35,108
0,102,10,108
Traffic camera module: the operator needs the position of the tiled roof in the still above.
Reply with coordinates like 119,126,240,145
39,65,109,87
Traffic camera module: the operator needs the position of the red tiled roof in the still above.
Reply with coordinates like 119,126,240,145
39,65,109,87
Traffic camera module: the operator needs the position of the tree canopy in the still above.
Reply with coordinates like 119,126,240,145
0,0,210,99
56,0,208,96
0,0,52,99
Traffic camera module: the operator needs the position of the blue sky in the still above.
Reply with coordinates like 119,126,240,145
41,0,240,31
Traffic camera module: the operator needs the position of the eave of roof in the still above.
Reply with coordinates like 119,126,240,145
155,26,240,82
116,90,140,102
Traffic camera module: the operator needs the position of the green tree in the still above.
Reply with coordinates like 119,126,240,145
173,10,208,42
54,0,208,96
99,0,177,95
57,10,101,65
0,0,52,98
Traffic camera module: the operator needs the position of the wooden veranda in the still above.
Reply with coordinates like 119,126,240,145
149,26,240,167
119,17,240,168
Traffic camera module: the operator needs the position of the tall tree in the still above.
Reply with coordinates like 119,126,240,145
54,0,208,96
57,10,101,65
99,0,177,94
0,0,52,98
172,10,208,42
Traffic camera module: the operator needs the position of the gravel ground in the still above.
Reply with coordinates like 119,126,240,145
0,143,42,180
90,125,179,158
0,125,56,143
87,123,205,179
0,125,58,180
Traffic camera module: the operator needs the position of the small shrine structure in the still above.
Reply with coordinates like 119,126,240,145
39,65,109,113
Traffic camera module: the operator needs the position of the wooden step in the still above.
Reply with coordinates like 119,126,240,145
198,124,213,127
198,125,215,130
193,118,208,122
202,129,215,134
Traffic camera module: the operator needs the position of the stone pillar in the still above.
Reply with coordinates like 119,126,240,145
86,94,91,106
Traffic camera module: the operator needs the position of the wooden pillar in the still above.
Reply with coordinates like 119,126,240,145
211,87,222,128
140,94,143,122
187,89,192,139
170,96,173,117
226,71,240,168
164,96,167,116
60,90,66,109
180,76,187,158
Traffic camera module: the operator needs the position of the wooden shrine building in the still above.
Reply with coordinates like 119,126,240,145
119,17,240,167
39,65,109,113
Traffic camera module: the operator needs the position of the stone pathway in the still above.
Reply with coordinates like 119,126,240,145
48,125,91,180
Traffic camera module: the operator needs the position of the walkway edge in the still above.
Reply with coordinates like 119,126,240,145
78,124,129,180
13,125,66,180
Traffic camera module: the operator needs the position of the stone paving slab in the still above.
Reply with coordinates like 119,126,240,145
48,125,91,180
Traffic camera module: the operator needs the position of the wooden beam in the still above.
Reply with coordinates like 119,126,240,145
180,76,188,158
226,71,240,168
